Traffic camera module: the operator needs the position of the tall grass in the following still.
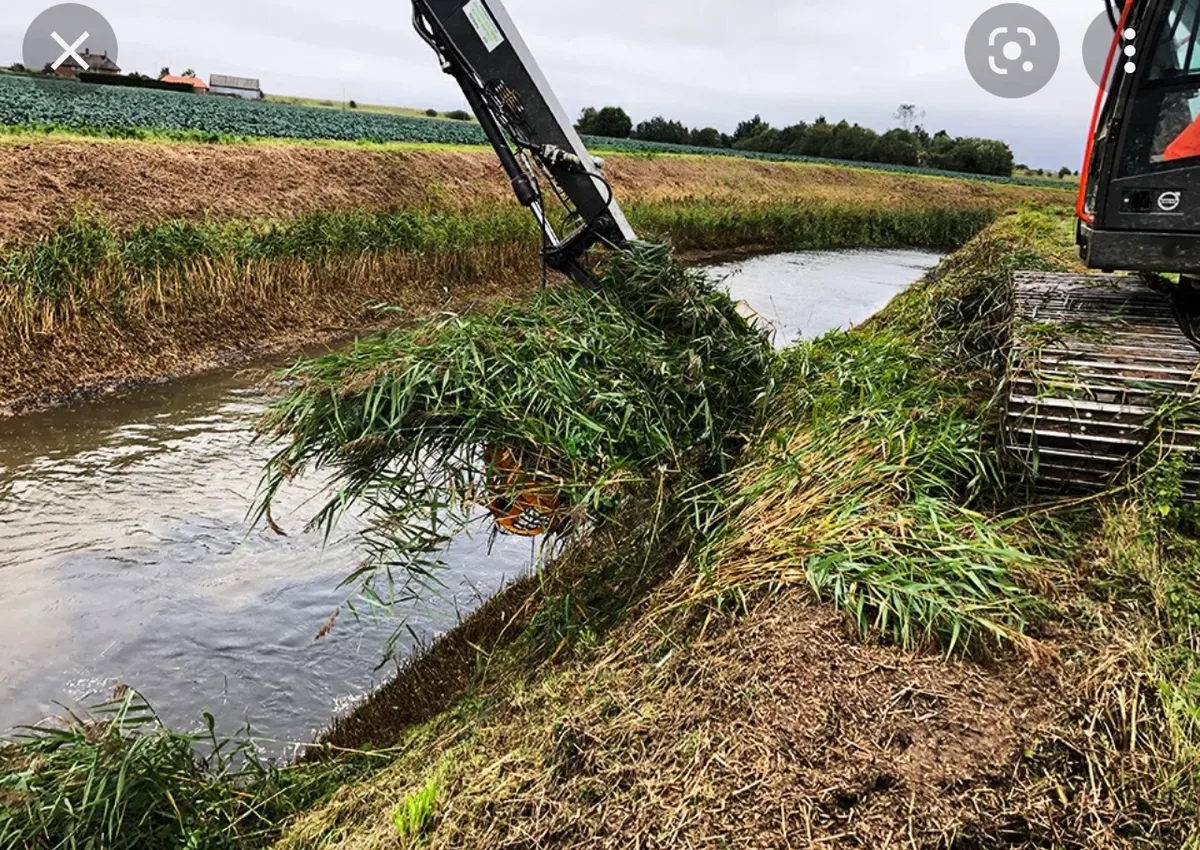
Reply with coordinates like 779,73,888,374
0,203,995,344
687,206,1077,654
0,689,366,850
629,201,995,253
253,244,771,638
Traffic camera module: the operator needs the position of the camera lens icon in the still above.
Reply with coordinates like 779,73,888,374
966,4,1061,98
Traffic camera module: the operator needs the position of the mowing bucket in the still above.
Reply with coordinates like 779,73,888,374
484,446,565,537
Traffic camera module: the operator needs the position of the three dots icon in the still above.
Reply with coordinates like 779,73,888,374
1123,27,1137,75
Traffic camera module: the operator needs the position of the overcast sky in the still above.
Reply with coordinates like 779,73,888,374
2,0,1112,168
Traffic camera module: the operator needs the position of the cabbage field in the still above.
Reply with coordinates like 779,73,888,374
0,74,1066,187
0,74,487,144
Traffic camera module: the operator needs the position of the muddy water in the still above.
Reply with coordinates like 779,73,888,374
0,247,941,749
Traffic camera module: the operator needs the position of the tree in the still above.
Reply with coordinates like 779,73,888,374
871,128,921,166
894,103,925,131
793,121,834,157
632,115,691,145
42,62,54,75
575,106,632,138
159,67,170,79
1058,166,1073,178
349,99,358,109
732,114,769,143
824,121,879,161
736,128,783,153
182,68,196,77
926,137,1013,176
446,109,472,121
425,108,438,117
690,126,723,148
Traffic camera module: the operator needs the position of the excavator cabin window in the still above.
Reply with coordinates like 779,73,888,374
1122,0,1200,173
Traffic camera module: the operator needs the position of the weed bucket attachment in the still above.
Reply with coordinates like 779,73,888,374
484,446,566,537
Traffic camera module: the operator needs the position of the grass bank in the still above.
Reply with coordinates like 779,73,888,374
3,207,1197,848
272,207,1197,849
0,137,1029,409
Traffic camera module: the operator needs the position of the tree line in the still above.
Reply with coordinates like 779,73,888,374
574,104,1015,177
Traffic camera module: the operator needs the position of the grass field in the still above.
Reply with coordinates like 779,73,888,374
0,74,1069,187
263,94,476,122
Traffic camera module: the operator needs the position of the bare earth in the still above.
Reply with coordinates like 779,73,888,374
0,140,1068,246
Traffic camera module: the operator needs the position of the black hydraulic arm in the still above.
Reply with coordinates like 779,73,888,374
409,0,637,281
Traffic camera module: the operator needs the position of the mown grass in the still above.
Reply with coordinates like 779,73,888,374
0,120,1074,188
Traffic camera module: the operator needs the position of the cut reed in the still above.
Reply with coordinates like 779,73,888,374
252,244,770,616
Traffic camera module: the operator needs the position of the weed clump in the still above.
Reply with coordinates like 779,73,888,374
0,690,340,850
690,206,1080,655
254,244,771,613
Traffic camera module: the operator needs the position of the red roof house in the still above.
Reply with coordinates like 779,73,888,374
160,75,209,91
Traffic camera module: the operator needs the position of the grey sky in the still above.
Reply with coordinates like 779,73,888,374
2,0,1110,168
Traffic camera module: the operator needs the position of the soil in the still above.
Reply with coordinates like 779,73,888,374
0,139,1071,246
293,591,1063,849
486,593,1061,848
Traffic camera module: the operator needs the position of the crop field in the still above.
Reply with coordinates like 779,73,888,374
0,75,1067,187
0,75,485,145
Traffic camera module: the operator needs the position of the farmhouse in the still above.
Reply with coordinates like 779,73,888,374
209,74,263,100
160,74,209,92
54,48,120,78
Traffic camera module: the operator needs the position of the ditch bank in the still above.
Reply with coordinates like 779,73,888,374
0,139,1069,413
2,207,1195,850
275,207,1197,850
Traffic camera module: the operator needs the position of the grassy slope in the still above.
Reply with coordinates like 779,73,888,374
0,141,1068,410
270,207,1199,850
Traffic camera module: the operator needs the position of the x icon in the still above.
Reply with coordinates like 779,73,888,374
50,30,89,71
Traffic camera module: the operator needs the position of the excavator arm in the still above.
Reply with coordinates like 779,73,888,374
410,0,637,284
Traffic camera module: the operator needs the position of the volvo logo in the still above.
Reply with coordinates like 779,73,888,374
1159,191,1182,213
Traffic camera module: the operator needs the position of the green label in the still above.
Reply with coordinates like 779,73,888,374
463,0,505,53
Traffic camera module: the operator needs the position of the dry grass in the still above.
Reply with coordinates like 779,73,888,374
0,141,1070,247
274,588,1062,850
0,242,542,411
266,207,1198,850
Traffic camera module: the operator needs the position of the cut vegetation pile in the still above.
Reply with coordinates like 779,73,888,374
270,207,1199,849
253,243,772,618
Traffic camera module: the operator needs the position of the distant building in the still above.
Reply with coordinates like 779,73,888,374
54,48,121,78
209,74,263,100
160,74,209,92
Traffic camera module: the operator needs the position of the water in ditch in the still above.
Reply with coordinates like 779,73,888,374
0,247,942,749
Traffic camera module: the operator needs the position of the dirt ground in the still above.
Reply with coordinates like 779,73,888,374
0,139,1070,246
279,591,1064,849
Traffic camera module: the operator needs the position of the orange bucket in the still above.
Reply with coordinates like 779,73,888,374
484,446,564,537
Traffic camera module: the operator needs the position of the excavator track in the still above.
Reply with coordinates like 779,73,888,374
1005,271,1200,494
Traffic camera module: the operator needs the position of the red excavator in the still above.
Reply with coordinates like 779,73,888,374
409,0,1200,496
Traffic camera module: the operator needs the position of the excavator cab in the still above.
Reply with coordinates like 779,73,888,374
1081,0,1200,271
